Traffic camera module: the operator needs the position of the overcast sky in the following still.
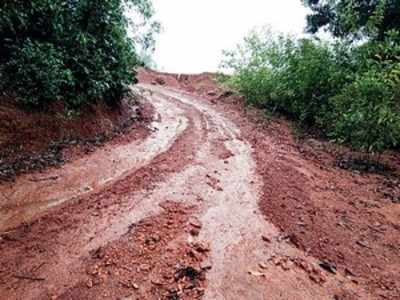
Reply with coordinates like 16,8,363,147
151,0,309,73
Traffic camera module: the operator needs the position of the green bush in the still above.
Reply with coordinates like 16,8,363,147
220,29,277,107
0,0,158,108
221,29,351,125
221,28,400,153
3,40,70,106
268,39,350,125
329,70,400,153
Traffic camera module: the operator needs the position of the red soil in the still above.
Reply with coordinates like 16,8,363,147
139,68,400,299
137,68,218,97
0,68,399,299
58,201,208,300
0,94,150,181
0,86,208,299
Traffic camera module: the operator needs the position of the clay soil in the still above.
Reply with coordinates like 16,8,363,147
0,68,399,299
0,94,151,182
139,68,400,299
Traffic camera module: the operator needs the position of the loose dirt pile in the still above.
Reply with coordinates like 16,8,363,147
137,68,219,99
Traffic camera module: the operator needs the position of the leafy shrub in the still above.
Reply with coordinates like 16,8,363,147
268,38,351,125
3,40,71,106
0,0,158,108
221,27,400,153
329,70,400,153
221,28,350,125
220,29,277,107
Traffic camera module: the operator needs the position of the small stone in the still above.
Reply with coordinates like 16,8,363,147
193,242,210,253
189,218,202,229
132,283,139,290
139,264,151,272
189,228,200,236
201,262,213,271
319,260,337,274
151,279,164,286
86,279,93,289
261,235,271,243
248,270,267,277
259,262,268,269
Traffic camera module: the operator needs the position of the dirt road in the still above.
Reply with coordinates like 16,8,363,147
0,84,387,299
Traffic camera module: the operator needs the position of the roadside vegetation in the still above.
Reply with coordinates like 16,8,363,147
221,0,400,156
0,0,159,108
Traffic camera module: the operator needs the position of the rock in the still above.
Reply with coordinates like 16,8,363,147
356,240,372,249
287,233,301,248
189,218,202,229
248,270,267,277
188,249,201,260
259,262,268,269
92,247,106,259
151,279,165,286
345,268,356,277
201,262,213,271
192,242,210,253
207,91,217,96
139,264,151,272
319,260,337,275
261,235,271,243
86,279,93,288
189,228,200,237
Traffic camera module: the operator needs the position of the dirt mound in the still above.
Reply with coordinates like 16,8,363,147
137,68,220,99
0,94,150,181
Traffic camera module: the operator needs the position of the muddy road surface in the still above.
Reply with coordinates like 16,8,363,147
0,85,374,299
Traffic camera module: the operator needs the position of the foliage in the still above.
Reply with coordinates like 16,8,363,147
329,70,400,152
221,28,350,125
0,0,159,108
221,27,400,153
303,0,400,41
221,29,277,107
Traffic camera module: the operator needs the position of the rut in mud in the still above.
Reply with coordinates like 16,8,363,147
0,85,375,299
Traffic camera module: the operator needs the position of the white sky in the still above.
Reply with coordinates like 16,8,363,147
151,0,309,73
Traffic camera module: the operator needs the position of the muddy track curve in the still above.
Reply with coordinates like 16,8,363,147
0,85,373,299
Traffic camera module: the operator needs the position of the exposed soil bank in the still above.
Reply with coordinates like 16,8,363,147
0,94,150,182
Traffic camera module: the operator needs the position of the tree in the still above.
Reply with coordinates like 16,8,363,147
0,0,159,108
303,0,400,41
